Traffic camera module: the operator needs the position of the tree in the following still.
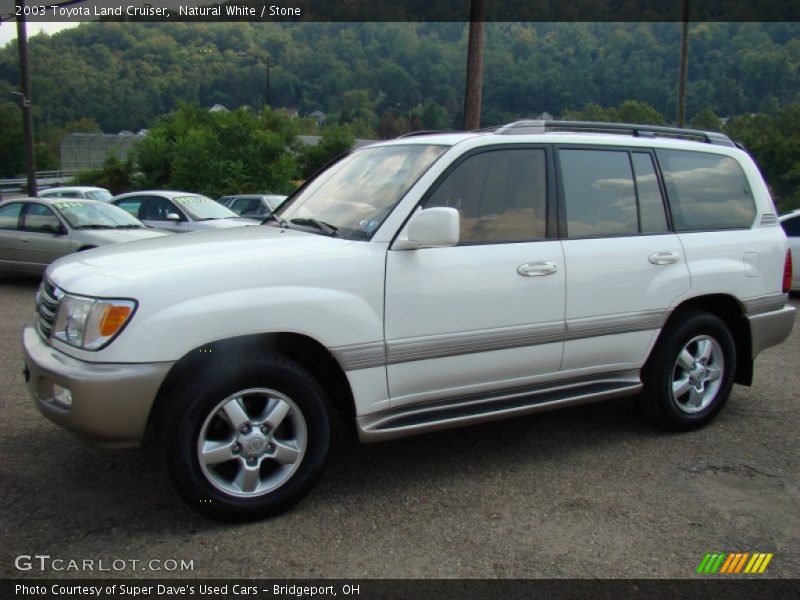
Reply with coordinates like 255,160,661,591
616,100,667,124
690,107,722,131
297,125,354,179
135,104,300,197
73,156,137,194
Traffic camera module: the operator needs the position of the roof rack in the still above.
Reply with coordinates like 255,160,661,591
493,120,735,147
396,130,455,138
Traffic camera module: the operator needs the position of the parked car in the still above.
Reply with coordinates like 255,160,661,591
39,186,113,202
217,194,287,220
111,191,258,233
22,121,795,522
0,197,170,274
779,209,799,291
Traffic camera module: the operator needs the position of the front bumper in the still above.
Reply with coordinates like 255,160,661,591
22,322,174,448
747,304,796,359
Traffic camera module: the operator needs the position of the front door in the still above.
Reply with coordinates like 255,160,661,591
385,147,566,408
17,202,72,270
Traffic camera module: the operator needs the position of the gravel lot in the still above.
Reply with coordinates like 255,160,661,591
1,275,798,579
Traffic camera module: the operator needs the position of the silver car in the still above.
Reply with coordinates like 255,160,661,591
39,186,114,202
217,194,287,220
112,191,259,233
0,197,170,275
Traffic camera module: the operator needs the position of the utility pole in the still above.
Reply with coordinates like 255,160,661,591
16,0,37,195
677,0,690,128
265,56,271,109
462,0,484,130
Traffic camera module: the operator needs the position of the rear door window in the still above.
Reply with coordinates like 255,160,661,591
114,197,145,218
559,149,638,237
0,203,23,229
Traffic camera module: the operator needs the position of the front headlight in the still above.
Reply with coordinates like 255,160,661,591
53,295,136,350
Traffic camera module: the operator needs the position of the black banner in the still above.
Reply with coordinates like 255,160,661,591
4,0,800,23
3,579,800,600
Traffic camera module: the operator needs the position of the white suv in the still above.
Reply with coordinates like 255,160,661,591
22,121,796,521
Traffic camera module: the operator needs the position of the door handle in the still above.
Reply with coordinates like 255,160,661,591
517,261,558,277
649,251,680,265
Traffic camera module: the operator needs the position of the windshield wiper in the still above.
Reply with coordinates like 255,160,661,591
112,224,145,229
264,213,289,228
73,224,112,229
290,218,339,237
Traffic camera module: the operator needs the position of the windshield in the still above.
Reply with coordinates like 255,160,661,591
174,195,239,220
85,190,113,202
277,144,448,240
54,201,146,228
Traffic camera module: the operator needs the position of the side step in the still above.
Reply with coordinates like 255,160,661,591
357,371,642,442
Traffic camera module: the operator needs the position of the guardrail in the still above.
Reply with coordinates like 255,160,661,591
0,170,82,195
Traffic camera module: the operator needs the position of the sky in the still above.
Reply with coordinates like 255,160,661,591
0,21,79,47
0,1,210,48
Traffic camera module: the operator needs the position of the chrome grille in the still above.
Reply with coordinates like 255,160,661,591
35,278,63,340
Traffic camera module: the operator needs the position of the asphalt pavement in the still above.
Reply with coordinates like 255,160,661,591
1,275,798,579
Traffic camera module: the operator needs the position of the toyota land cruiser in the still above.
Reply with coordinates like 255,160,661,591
22,121,796,521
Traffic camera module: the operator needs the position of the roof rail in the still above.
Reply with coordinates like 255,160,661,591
396,130,455,138
494,120,735,147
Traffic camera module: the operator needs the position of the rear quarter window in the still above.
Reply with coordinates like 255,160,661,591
656,149,756,231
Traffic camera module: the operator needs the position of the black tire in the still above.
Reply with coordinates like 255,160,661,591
640,310,736,431
159,352,332,522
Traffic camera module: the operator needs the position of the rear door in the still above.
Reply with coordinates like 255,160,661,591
556,147,690,372
0,202,25,271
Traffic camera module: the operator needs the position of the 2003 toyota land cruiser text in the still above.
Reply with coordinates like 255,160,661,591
22,121,796,521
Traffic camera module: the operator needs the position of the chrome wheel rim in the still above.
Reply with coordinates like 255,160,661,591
197,388,307,498
671,335,724,414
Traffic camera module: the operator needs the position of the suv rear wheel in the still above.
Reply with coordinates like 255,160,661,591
641,310,736,431
159,353,332,522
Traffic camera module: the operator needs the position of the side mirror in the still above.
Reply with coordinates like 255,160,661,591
41,223,66,235
395,207,460,250
165,213,182,222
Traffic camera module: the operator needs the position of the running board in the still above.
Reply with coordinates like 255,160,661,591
357,371,642,442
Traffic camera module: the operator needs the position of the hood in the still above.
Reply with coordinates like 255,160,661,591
75,228,171,245
47,225,355,297
192,217,260,229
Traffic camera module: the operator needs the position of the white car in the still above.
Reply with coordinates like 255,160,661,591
39,186,113,202
779,209,799,291
22,121,795,521
112,191,259,233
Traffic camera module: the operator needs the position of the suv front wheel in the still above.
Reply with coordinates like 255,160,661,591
159,353,332,522
641,310,736,431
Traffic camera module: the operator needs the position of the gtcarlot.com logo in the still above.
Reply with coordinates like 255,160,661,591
697,552,773,574
14,554,194,572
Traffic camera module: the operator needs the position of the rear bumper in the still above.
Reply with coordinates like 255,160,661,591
22,322,173,448
747,304,796,359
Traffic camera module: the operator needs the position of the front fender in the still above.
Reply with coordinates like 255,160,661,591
97,285,384,363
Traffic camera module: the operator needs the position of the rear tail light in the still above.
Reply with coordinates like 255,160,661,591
784,250,793,294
